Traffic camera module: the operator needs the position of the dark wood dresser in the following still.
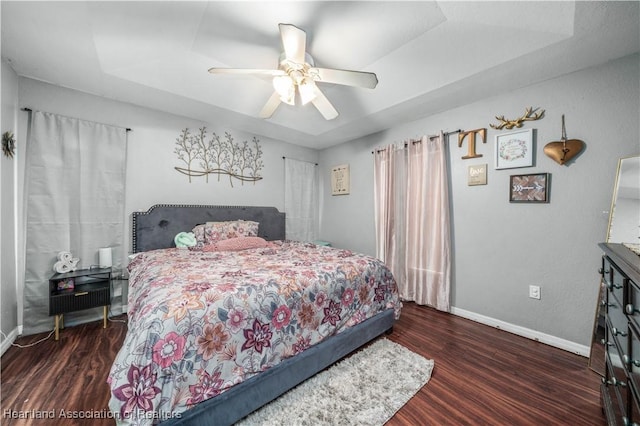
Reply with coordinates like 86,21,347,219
600,243,640,425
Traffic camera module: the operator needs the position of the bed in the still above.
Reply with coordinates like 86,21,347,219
108,204,401,425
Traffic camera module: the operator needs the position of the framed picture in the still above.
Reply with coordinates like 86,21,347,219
331,164,350,195
467,164,487,186
495,128,534,169
509,173,550,203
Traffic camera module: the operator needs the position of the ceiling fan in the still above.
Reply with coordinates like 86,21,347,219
208,23,378,120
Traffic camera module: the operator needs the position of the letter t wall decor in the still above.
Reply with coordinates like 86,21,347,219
458,128,487,159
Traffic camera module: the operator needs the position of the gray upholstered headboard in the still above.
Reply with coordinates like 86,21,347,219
131,204,286,253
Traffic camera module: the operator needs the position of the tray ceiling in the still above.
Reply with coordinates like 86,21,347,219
1,1,638,148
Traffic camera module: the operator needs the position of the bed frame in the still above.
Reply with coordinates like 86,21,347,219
131,204,286,253
129,204,395,426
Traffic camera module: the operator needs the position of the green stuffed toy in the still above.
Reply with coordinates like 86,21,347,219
174,232,197,248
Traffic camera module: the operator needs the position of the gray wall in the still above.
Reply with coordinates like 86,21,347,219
2,52,638,352
318,54,640,348
6,77,318,335
1,59,19,348
17,78,319,258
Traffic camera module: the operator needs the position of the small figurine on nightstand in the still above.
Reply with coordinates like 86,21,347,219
53,251,80,273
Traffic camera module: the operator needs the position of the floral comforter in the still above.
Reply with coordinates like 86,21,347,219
108,241,401,424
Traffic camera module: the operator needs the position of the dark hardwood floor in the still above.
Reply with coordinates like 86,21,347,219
1,302,605,425
386,303,605,426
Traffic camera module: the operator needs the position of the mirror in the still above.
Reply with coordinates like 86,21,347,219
607,155,640,245
589,155,640,376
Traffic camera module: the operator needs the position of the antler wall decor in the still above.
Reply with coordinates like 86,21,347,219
490,107,545,130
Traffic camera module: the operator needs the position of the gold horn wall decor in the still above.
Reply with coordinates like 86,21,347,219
490,107,545,130
543,115,584,165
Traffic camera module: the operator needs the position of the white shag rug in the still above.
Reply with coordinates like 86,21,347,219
236,338,434,426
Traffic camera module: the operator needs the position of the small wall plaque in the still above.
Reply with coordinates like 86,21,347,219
468,164,487,186
331,164,350,195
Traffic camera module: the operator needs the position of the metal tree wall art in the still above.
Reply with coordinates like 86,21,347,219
174,127,263,187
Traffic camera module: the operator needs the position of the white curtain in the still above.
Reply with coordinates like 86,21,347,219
22,111,127,335
284,158,318,241
374,133,451,311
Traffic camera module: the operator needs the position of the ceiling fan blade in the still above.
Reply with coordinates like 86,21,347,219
311,67,378,89
311,88,338,120
208,68,285,77
259,91,282,119
279,24,306,64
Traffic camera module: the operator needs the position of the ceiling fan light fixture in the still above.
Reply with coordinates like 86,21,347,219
273,75,295,105
298,79,317,105
208,24,377,120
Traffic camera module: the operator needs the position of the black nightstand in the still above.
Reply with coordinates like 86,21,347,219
49,267,111,340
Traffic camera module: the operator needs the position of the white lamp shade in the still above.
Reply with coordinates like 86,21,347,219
298,79,317,105
99,247,112,268
273,75,295,105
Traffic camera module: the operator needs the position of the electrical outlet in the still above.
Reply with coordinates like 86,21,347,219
529,285,541,300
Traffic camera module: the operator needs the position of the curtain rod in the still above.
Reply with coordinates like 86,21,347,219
372,129,464,154
282,156,318,166
21,107,132,132
435,128,464,139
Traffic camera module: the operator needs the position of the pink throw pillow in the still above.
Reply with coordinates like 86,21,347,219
210,236,269,251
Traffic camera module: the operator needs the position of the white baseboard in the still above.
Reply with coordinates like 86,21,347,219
450,306,591,357
1,327,19,357
5,306,586,357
